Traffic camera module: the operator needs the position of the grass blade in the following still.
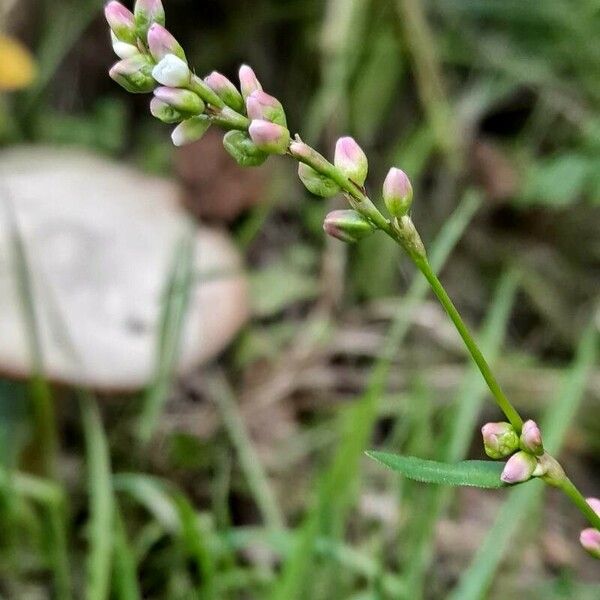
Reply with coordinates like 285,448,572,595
138,225,195,443
80,394,114,600
207,371,284,531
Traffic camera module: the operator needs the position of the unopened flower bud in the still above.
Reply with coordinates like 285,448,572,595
246,90,286,127
134,0,165,40
334,136,368,186
580,528,600,559
171,116,211,147
239,64,262,100
153,86,204,116
298,163,340,198
222,130,268,167
481,421,519,459
109,55,156,93
150,97,183,123
519,419,544,456
105,1,137,44
383,167,413,217
152,54,190,87
248,119,290,155
587,497,600,515
110,32,139,60
204,71,244,112
147,23,186,63
500,451,537,484
323,209,375,243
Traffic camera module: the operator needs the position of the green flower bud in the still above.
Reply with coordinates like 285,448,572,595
383,167,413,217
246,90,287,127
171,116,211,147
481,422,519,459
204,71,245,112
298,163,340,198
134,0,165,41
109,55,156,94
153,86,204,117
222,130,268,167
323,209,375,243
150,97,183,124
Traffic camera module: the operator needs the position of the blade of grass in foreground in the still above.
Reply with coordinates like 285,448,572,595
138,225,195,443
207,371,284,530
2,194,57,477
80,393,114,600
449,319,598,600
401,269,520,594
271,191,481,600
112,506,141,600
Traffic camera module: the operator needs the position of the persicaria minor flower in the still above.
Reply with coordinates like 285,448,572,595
105,1,137,44
481,421,519,459
152,54,190,87
239,64,262,100
334,137,368,186
246,90,286,127
500,451,537,484
134,0,165,39
323,209,375,243
383,167,413,218
204,71,244,112
520,419,544,456
147,23,186,62
153,86,204,116
248,119,289,154
109,54,156,93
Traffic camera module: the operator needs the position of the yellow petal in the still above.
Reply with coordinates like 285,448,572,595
0,34,37,91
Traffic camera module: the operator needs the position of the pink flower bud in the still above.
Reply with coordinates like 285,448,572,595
334,136,368,186
587,497,600,515
289,140,312,161
246,90,286,127
134,0,165,30
248,119,290,155
105,1,137,44
239,64,262,100
204,71,244,112
152,54,190,87
520,419,544,456
109,55,156,93
580,528,600,558
147,23,186,62
323,209,375,243
153,86,204,115
500,451,537,484
383,167,413,217
481,421,519,459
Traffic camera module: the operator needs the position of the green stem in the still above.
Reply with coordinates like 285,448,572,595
412,255,524,431
558,477,600,530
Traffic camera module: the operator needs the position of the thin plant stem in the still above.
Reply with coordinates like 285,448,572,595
558,478,600,530
412,255,524,431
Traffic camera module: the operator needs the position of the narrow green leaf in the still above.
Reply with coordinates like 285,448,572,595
365,453,508,489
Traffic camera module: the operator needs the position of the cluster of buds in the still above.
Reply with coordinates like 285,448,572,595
105,2,416,251
481,419,545,484
105,0,292,156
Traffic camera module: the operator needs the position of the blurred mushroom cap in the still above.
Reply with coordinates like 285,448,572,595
0,146,248,390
